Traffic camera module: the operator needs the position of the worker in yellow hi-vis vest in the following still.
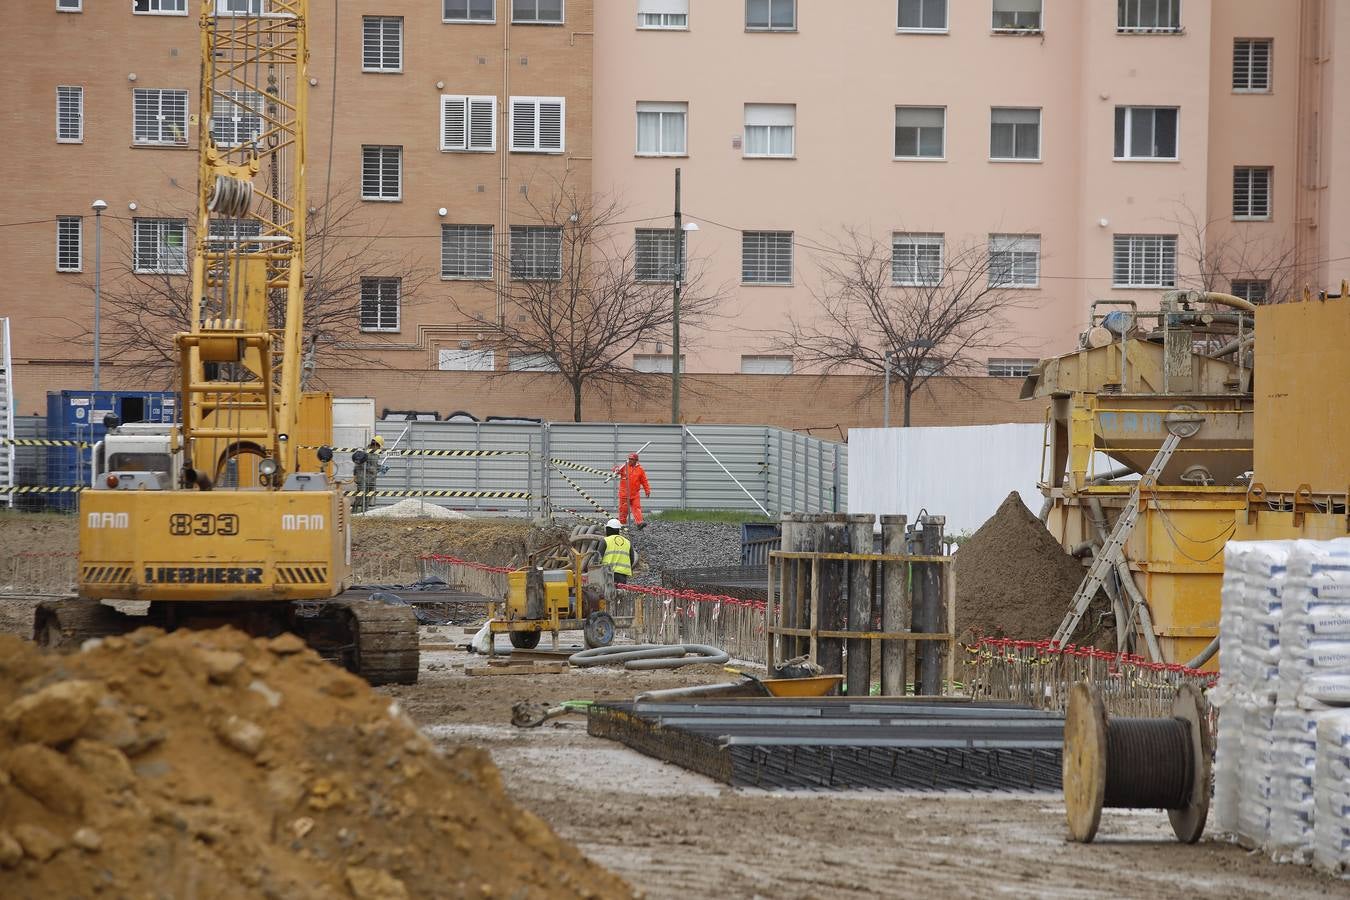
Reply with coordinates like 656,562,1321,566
602,518,635,585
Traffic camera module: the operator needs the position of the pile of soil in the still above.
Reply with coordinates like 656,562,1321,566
352,519,564,570
953,492,1109,647
0,627,630,899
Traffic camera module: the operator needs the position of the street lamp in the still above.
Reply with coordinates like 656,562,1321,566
91,199,108,392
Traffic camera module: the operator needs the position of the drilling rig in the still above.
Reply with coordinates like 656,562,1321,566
33,0,419,684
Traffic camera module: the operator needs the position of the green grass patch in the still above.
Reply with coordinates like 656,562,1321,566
650,509,775,524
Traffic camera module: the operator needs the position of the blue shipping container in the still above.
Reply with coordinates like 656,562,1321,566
45,390,178,508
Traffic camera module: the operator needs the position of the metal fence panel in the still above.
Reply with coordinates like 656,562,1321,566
10,415,849,519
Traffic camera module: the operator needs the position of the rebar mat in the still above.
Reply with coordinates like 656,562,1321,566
588,698,1064,792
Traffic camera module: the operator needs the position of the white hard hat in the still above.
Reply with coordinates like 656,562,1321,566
606,518,622,530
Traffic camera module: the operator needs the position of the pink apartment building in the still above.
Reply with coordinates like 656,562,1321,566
3,0,1348,411
595,0,1341,376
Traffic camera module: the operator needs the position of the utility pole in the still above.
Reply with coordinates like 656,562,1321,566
671,167,682,424
91,199,107,392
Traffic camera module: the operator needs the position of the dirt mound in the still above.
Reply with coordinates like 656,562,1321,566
953,492,1106,647
353,518,563,569
0,628,630,899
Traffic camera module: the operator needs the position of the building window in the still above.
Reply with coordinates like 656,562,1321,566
56,0,82,11
987,358,1038,377
990,107,1041,160
441,225,494,280
439,349,496,371
509,97,565,153
636,102,687,156
216,0,266,15
1113,106,1178,160
1233,166,1272,220
362,17,402,72
635,228,686,282
992,0,1040,30
743,104,795,157
361,146,402,201
894,106,945,159
57,86,83,143
742,231,793,285
633,354,685,373
511,0,562,24
441,95,497,152
133,89,189,146
1229,279,1269,304
1112,234,1177,288
510,226,563,280
892,233,944,286
444,0,495,22
508,353,560,372
359,278,401,332
988,234,1040,288
638,0,688,29
57,217,82,273
207,218,263,252
1117,0,1180,33
210,91,263,148
746,0,794,31
133,0,187,13
740,355,793,374
133,218,188,274
898,0,947,31
1233,39,1272,92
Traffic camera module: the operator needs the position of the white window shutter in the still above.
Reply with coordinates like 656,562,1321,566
469,97,495,151
511,100,536,151
441,95,467,150
539,100,563,151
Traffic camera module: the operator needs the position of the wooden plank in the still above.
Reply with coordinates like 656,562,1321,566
465,663,568,677
419,643,459,651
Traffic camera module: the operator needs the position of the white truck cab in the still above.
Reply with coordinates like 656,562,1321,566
92,422,182,491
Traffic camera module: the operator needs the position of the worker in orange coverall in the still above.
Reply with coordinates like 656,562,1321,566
615,452,651,529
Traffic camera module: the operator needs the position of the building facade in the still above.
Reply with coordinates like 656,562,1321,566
1,0,1345,415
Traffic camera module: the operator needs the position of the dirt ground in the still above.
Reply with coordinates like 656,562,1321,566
2,510,1347,897
399,638,1343,900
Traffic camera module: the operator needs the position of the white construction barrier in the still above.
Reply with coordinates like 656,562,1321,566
847,424,1044,534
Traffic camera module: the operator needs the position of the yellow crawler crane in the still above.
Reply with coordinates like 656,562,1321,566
1026,293,1256,667
35,0,418,684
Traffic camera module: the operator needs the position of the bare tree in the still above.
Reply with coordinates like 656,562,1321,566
1170,201,1302,305
764,229,1028,427
73,189,431,387
456,183,724,422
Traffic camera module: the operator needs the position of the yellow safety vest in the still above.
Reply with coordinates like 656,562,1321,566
602,534,633,576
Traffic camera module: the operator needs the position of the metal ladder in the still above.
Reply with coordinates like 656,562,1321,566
1052,432,1183,649
0,318,13,508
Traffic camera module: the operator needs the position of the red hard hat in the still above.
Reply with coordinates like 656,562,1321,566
628,453,639,461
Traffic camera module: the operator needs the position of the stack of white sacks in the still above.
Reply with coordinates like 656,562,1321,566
1214,538,1350,875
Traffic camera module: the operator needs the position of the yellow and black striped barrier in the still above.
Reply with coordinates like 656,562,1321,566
0,485,86,494
315,446,529,458
350,489,533,500
553,469,610,517
3,439,90,448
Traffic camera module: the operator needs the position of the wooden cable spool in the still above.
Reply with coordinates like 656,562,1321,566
1062,682,1211,843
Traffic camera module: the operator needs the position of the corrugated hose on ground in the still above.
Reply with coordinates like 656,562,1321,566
568,643,730,670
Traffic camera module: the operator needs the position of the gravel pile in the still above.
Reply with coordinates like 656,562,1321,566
358,499,469,519
628,521,746,586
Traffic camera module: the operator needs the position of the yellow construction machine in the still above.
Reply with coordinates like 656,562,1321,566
1029,287,1350,669
488,525,620,653
35,0,418,684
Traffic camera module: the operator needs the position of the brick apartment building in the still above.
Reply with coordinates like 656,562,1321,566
3,0,1349,427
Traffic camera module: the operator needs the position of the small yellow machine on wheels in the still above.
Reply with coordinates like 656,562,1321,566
489,526,619,654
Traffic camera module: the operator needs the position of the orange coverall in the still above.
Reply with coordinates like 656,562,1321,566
617,461,651,526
